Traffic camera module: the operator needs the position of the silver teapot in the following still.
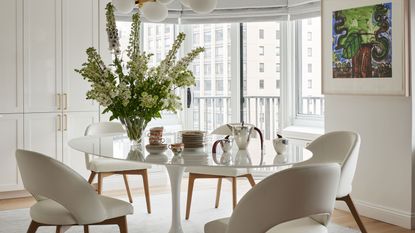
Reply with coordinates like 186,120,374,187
211,122,264,151
226,122,263,150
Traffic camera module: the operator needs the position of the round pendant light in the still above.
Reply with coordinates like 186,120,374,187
112,0,135,14
189,0,217,14
141,1,168,22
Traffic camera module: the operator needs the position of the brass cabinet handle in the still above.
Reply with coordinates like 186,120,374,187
57,94,61,110
57,114,62,131
63,93,68,110
63,114,68,131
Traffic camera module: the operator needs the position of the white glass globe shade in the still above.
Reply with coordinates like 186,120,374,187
112,0,135,14
189,0,217,14
180,0,190,7
141,2,168,22
158,0,174,5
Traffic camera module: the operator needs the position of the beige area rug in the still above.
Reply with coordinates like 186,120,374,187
0,190,358,233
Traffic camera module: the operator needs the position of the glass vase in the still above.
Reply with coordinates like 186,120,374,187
119,117,147,161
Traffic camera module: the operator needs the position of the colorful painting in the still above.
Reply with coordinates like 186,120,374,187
332,3,392,78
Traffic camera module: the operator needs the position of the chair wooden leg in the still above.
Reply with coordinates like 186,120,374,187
338,195,368,233
141,170,151,214
122,174,133,203
87,171,96,184
83,225,89,233
97,173,103,194
215,178,222,208
27,221,41,233
117,216,128,233
245,174,256,187
185,173,196,220
231,177,237,209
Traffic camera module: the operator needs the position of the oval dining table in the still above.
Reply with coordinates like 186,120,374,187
69,134,312,233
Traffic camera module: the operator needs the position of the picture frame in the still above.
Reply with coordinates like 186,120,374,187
321,0,410,96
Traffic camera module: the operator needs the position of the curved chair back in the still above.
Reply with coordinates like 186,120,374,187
84,122,125,169
299,131,361,197
16,149,108,225
227,164,340,233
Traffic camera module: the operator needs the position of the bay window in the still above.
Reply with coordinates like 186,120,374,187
116,15,323,135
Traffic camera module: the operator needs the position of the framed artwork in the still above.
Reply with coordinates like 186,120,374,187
322,0,410,96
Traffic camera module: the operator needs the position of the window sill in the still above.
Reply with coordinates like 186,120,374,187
281,125,323,141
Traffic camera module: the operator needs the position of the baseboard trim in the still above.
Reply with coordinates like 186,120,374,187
335,198,414,229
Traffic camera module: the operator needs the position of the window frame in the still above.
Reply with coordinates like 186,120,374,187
293,19,324,126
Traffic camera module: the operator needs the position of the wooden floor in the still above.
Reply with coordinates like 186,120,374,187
1,180,413,233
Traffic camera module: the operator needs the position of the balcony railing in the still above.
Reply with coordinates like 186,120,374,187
193,96,324,140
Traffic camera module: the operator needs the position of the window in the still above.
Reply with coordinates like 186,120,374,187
307,79,312,89
204,48,211,60
259,80,264,89
259,29,264,39
276,63,280,72
193,64,200,76
193,32,200,46
276,47,280,56
215,63,223,75
215,29,223,42
259,46,264,56
204,31,211,44
276,79,280,89
216,80,224,92
307,48,312,57
259,63,264,72
296,17,323,117
307,32,312,41
242,22,281,139
215,46,223,59
204,80,212,92
204,64,211,76
307,64,312,72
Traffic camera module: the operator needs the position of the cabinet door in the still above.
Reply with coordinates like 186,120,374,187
62,0,99,112
0,0,23,114
0,114,23,192
23,0,62,113
24,113,63,161
63,112,99,178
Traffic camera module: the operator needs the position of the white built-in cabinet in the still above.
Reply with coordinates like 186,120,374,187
0,114,23,191
0,0,103,192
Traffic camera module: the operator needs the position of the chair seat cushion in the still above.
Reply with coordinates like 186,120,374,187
186,167,250,177
30,196,133,225
90,157,151,172
204,217,327,233
266,217,328,233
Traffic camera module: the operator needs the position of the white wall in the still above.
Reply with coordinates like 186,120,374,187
325,0,415,229
326,96,413,228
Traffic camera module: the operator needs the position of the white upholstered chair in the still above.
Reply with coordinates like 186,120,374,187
16,149,133,233
295,131,367,233
204,163,341,233
85,122,152,213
